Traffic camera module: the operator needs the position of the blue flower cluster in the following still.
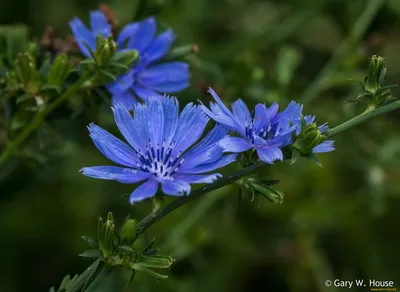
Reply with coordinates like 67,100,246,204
81,96,236,204
70,10,190,109
200,88,334,163
76,13,334,204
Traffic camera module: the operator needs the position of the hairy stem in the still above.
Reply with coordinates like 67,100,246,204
0,75,89,168
299,0,385,104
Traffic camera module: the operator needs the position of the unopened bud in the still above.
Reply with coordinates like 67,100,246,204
292,123,325,155
119,217,138,246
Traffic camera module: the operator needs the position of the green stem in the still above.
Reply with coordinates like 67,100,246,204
326,100,400,138
136,161,266,237
299,0,385,104
0,75,88,168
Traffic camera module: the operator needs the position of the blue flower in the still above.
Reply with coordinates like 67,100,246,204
279,101,335,153
70,10,190,109
200,88,334,164
81,96,236,204
200,88,297,164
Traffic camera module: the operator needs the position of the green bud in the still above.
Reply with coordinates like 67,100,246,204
119,217,138,246
97,213,116,257
365,55,386,95
47,53,73,88
249,181,284,204
292,123,325,155
94,35,118,67
110,49,138,68
11,52,39,94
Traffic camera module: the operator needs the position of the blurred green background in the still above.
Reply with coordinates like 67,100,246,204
1,0,400,291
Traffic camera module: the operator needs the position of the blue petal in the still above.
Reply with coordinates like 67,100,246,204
304,115,315,125
132,85,163,101
266,102,279,120
171,103,209,157
130,103,150,149
208,87,237,119
319,123,329,133
199,103,239,131
179,144,223,172
128,17,156,54
138,62,190,91
90,10,111,37
106,71,134,95
313,140,335,153
88,123,139,168
69,18,95,57
161,96,179,144
184,126,226,158
174,173,222,183
117,23,139,48
161,179,191,196
144,28,176,64
81,166,151,184
219,137,252,153
253,104,269,133
112,103,146,152
147,97,164,147
256,146,283,164
181,154,237,174
129,179,158,204
111,91,138,110
232,99,251,125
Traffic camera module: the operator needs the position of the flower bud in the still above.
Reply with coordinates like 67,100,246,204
47,53,72,88
119,217,138,246
97,212,116,257
94,35,118,67
365,55,386,96
12,52,40,94
292,123,325,155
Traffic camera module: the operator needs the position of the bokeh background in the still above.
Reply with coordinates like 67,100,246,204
1,0,400,291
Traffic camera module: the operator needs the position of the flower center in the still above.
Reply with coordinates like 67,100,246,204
135,139,184,178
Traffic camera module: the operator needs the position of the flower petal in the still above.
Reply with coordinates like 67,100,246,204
219,137,252,153
161,179,191,196
147,97,164,147
171,103,209,156
182,154,237,174
253,104,269,133
106,71,134,95
69,18,95,57
132,85,163,101
183,126,226,159
90,10,112,37
129,179,159,204
138,62,190,91
179,144,223,172
111,91,138,110
117,23,139,48
88,123,139,167
174,173,222,183
161,96,179,144
128,17,156,54
313,140,335,153
81,166,151,184
232,99,251,125
112,103,146,152
144,28,176,64
256,146,283,164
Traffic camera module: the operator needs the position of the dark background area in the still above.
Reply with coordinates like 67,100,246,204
1,0,400,291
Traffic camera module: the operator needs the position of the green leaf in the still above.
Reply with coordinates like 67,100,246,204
64,259,101,292
307,153,322,167
79,249,102,259
125,270,136,288
118,245,134,253
138,255,174,269
291,148,301,165
82,236,99,248
132,263,169,280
